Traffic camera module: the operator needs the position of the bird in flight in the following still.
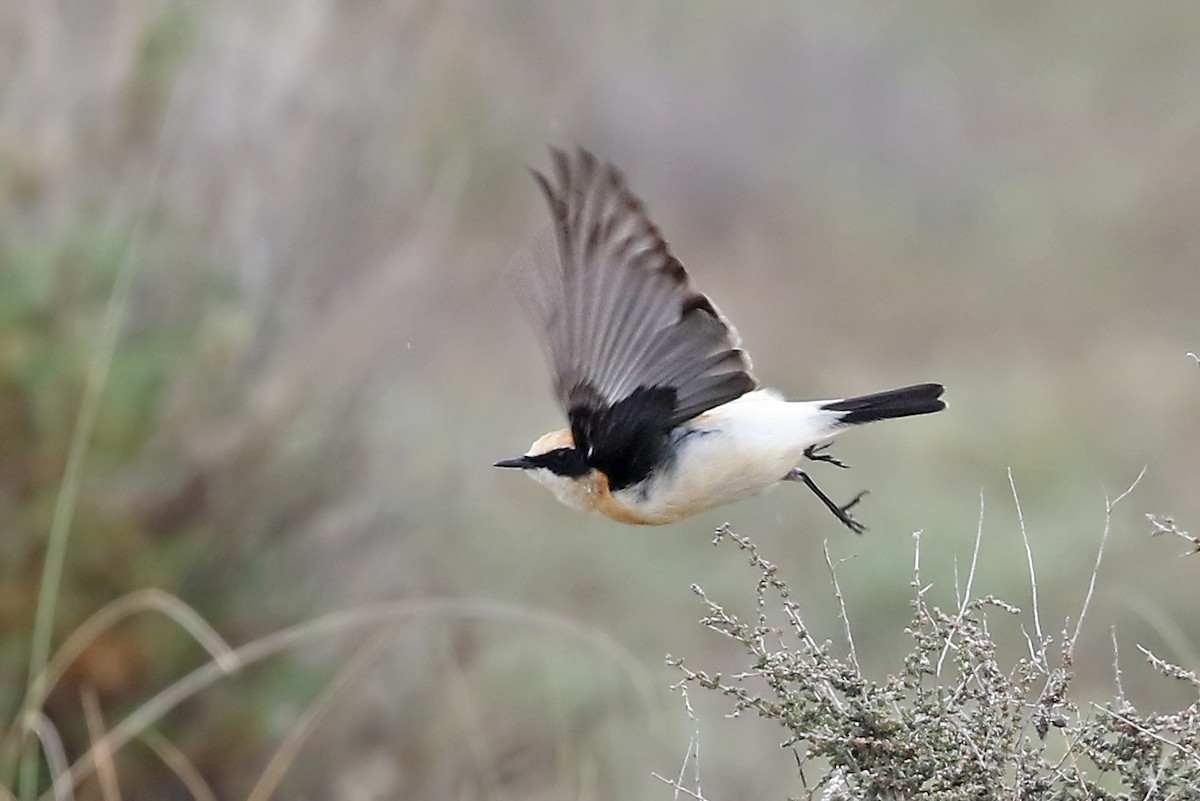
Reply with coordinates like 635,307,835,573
496,147,945,532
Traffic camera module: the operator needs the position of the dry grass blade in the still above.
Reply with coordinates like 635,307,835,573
18,244,142,801
2,590,237,781
26,715,71,801
46,589,238,696
440,634,506,801
41,598,660,800
17,11,194,795
139,733,216,801
80,688,120,801
139,731,217,801
575,751,599,801
245,633,389,801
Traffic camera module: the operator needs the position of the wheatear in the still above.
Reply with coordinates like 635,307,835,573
496,147,944,532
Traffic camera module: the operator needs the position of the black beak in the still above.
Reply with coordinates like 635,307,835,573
494,456,534,469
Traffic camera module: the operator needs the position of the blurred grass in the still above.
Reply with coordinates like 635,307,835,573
1,0,1198,798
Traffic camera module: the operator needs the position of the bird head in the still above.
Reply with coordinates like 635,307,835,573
494,429,594,510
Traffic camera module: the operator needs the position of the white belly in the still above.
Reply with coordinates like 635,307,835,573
612,391,844,522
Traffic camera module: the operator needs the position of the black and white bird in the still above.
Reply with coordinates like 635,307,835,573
495,147,945,532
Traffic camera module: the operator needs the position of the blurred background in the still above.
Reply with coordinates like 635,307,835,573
1,0,1198,798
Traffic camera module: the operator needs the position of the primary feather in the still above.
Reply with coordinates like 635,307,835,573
519,147,757,489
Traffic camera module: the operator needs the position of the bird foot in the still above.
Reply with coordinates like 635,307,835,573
783,468,868,534
804,442,850,469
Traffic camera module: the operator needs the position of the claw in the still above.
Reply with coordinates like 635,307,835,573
804,442,850,470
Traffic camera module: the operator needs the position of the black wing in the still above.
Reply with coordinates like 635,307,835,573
519,147,757,490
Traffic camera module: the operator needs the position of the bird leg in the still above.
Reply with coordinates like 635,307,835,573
783,468,868,534
803,442,850,469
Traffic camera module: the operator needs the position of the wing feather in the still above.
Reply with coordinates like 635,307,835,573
527,148,756,420
516,147,758,489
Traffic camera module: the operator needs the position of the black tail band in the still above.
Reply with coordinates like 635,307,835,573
823,383,946,426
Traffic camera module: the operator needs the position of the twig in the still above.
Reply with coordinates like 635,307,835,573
650,773,707,801
823,540,860,673
1146,514,1200,555
1136,645,1200,688
1071,467,1145,656
654,683,704,801
1111,628,1126,702
937,489,985,677
1093,706,1200,765
1009,468,1045,661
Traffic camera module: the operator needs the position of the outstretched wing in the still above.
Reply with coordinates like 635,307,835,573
518,147,757,489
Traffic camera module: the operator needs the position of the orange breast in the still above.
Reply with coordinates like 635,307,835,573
579,471,674,525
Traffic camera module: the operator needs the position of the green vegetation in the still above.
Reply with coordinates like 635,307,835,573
0,215,307,795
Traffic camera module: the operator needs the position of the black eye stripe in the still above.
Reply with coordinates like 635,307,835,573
530,447,589,477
